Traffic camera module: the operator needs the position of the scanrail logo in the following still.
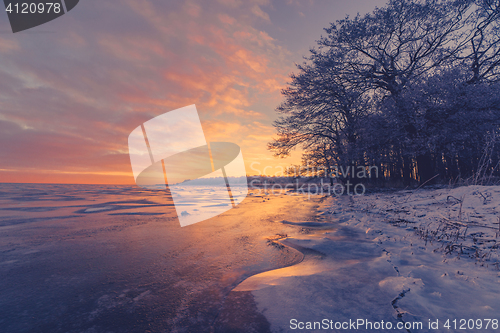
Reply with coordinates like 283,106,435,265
128,105,248,227
3,0,79,33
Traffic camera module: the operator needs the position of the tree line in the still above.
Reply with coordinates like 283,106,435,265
269,0,500,186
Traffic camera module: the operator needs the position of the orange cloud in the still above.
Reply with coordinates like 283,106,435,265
0,0,298,184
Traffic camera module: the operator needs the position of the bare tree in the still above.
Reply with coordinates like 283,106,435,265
270,0,500,186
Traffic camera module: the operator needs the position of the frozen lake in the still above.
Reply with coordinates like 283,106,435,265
0,184,316,333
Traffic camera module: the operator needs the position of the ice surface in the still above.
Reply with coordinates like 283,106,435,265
3,184,499,332
0,184,314,332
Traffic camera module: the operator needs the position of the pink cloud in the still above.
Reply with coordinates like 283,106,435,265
0,0,297,183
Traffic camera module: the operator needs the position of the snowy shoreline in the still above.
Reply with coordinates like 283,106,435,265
228,185,500,332
351,184,500,269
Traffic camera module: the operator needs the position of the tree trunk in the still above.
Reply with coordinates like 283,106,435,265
416,153,434,184
402,156,412,186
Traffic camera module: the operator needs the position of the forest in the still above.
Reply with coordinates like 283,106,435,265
269,0,500,186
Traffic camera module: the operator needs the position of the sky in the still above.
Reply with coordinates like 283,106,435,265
0,0,388,184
